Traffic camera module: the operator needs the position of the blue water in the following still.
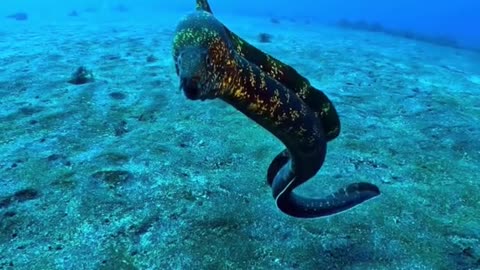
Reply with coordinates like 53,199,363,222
2,0,479,48
1,0,480,269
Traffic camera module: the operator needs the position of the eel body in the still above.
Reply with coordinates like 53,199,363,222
172,2,380,218
196,0,340,142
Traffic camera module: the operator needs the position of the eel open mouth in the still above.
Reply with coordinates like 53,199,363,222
180,77,203,100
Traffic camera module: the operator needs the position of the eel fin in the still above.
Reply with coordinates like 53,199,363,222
266,150,290,187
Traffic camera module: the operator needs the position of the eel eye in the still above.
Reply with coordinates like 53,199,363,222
205,53,213,66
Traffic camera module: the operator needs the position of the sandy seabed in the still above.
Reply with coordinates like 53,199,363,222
0,10,479,270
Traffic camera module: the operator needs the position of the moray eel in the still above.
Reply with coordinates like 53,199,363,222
197,0,340,141
172,3,380,218
195,0,341,187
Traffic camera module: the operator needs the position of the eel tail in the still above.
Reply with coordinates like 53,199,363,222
196,0,213,13
272,165,380,218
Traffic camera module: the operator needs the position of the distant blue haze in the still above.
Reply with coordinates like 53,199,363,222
1,0,479,48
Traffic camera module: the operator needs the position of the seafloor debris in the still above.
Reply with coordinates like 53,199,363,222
6,12,28,21
91,170,133,188
258,33,272,43
109,92,126,100
270,18,280,24
68,10,79,17
67,66,94,85
146,54,157,63
0,188,40,209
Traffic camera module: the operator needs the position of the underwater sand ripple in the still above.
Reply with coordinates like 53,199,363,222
0,16,479,269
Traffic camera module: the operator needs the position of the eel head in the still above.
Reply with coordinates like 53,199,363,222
172,11,234,101
176,46,211,100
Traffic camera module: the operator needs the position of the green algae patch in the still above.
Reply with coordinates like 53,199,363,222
99,244,138,270
97,152,131,165
91,170,134,188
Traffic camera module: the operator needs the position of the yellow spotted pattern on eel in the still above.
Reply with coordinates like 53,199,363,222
219,75,233,91
232,82,249,99
298,82,309,99
247,66,256,88
174,26,225,50
321,102,331,117
266,56,285,78
269,92,283,118
289,108,301,122
258,70,267,90
233,36,245,57
248,95,270,114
